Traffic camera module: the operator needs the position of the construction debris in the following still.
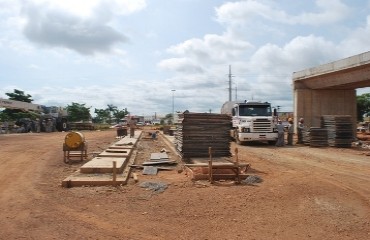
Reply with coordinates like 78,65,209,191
142,166,158,175
242,175,263,185
139,181,168,193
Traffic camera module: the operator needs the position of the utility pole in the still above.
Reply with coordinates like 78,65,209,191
228,65,237,101
228,65,234,101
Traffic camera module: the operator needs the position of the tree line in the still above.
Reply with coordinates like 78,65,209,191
0,89,129,124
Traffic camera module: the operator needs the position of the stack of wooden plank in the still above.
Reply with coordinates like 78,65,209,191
175,112,231,159
321,115,353,148
309,127,328,147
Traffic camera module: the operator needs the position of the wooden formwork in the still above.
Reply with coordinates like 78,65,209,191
184,157,250,183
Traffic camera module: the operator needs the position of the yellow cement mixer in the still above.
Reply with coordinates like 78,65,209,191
63,131,88,163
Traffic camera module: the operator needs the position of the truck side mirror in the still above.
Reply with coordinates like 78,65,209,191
273,108,277,116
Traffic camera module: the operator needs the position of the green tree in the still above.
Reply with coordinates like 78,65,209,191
2,89,36,120
0,111,11,122
66,103,91,122
161,113,173,125
92,106,128,124
357,93,370,121
106,104,117,124
6,89,33,102
93,108,110,123
113,108,129,123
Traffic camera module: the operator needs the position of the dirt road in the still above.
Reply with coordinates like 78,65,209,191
0,130,370,240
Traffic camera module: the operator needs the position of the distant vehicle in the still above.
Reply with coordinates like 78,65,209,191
136,122,144,126
0,98,69,132
110,124,124,129
221,100,278,145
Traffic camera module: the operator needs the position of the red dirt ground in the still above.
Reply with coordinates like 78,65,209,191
0,129,370,240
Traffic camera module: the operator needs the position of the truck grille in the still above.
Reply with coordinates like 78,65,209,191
252,118,272,132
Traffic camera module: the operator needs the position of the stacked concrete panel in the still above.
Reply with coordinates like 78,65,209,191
321,115,353,148
175,113,231,160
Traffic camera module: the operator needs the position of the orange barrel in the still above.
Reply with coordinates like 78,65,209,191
64,131,85,149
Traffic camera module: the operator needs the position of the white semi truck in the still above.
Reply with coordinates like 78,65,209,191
221,100,278,145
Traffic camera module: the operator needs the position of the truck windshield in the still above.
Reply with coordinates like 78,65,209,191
239,105,272,116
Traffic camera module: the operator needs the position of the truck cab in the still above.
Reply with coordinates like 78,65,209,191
222,100,278,144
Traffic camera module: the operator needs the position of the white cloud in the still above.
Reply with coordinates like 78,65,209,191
0,0,147,55
250,35,338,74
167,32,252,64
0,38,34,53
159,31,253,78
27,64,42,70
339,15,370,56
293,0,350,25
20,0,146,19
216,0,350,26
21,2,128,55
158,58,204,74
216,0,284,25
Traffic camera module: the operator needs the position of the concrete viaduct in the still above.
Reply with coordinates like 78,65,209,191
293,51,370,131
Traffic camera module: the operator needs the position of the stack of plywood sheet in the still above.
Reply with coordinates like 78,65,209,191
175,112,231,159
309,127,328,147
321,115,353,148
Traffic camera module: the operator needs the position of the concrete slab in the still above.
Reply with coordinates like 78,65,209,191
150,152,169,161
109,145,134,149
115,140,137,146
62,150,137,188
159,152,169,159
142,166,158,175
98,150,131,158
106,148,130,154
80,157,127,174
111,130,142,147
150,153,161,160
62,172,127,187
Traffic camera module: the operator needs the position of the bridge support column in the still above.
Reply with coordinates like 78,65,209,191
294,89,357,132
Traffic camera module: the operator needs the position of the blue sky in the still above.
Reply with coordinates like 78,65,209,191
1,0,370,117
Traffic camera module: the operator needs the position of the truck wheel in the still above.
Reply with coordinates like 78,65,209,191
59,119,69,132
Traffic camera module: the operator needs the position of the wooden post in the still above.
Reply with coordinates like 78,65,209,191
80,150,84,162
234,148,240,183
113,161,117,186
208,147,213,183
235,147,239,163
132,173,139,183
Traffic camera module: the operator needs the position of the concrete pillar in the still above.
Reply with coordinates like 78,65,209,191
294,89,356,133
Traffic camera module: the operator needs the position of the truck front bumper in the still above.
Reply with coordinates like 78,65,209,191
238,132,277,142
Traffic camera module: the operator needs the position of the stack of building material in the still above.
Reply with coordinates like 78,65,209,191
175,112,231,159
61,132,141,187
321,115,353,148
309,127,328,147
